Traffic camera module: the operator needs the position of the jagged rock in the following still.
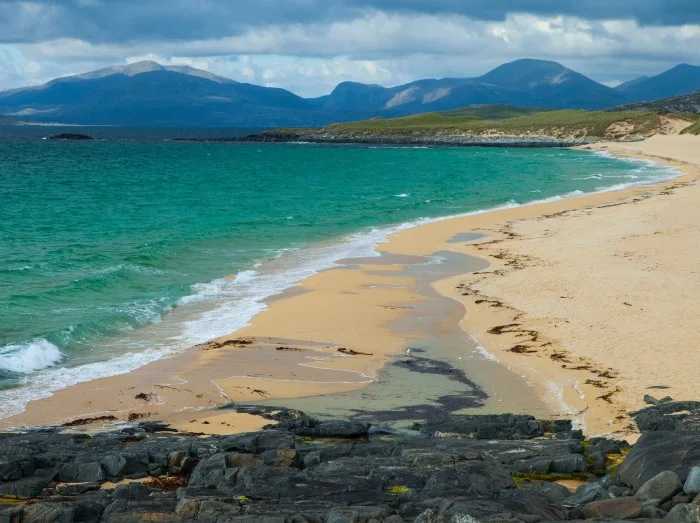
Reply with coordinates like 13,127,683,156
582,496,642,519
0,474,55,498
22,503,75,523
325,505,391,523
0,410,695,522
414,508,441,522
632,401,700,432
57,461,105,483
56,482,101,496
618,432,700,490
188,453,228,488
666,503,700,522
276,418,371,439
0,505,24,523
414,414,550,440
608,485,633,498
101,455,127,478
635,471,683,504
685,467,700,495
196,500,243,520
516,479,571,503
561,483,609,507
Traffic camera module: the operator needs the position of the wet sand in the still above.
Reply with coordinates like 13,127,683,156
4,134,699,437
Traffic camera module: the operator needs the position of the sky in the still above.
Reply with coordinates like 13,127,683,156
1,0,699,97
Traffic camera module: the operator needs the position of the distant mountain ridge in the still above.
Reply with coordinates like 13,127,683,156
614,64,700,102
1,59,699,127
616,89,700,114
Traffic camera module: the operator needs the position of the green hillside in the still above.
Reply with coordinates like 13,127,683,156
325,109,664,139
681,120,700,135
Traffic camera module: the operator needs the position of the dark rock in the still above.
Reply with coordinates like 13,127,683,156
277,418,371,439
0,410,696,522
635,471,683,504
666,503,700,522
640,503,667,519
516,479,571,503
22,503,74,523
325,505,391,523
0,505,24,523
608,485,633,498
112,482,151,500
188,453,228,488
618,432,700,490
561,484,609,507
632,401,700,432
0,474,55,498
48,133,94,141
58,461,105,483
415,414,549,440
101,455,127,478
582,496,642,519
56,482,101,496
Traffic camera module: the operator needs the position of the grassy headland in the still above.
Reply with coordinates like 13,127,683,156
248,106,698,145
324,110,673,139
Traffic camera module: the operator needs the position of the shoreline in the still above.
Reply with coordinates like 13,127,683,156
2,135,698,436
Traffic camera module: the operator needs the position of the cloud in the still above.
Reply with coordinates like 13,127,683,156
0,0,699,46
0,2,699,96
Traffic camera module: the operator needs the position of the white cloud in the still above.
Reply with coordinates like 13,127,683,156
2,12,700,96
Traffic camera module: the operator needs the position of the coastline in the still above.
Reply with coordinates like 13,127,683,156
2,134,699,437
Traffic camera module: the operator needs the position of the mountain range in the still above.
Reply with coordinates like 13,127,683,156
1,59,700,127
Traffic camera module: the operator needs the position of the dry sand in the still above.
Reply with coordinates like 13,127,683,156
3,134,699,437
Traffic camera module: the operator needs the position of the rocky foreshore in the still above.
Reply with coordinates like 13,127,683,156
2,401,700,523
177,132,595,148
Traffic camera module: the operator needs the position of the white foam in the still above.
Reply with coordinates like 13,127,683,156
0,348,167,419
395,193,410,198
0,339,64,374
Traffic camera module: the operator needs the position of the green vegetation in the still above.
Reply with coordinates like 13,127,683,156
681,119,700,135
439,104,549,120
325,109,664,139
389,485,411,495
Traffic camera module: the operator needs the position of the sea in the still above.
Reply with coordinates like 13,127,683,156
0,125,680,419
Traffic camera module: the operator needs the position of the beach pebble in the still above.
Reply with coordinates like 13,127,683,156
684,467,700,495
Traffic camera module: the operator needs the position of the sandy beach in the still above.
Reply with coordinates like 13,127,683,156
3,134,699,437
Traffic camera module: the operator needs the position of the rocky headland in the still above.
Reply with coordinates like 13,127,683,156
180,131,594,148
2,400,700,522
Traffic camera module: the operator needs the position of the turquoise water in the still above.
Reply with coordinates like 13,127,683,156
0,131,678,417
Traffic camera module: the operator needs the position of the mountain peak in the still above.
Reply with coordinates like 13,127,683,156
477,58,577,89
71,60,236,84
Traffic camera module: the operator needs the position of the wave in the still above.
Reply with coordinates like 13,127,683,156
0,150,682,420
0,339,64,374
0,348,166,419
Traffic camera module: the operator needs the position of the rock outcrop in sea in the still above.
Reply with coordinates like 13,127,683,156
1,401,699,522
47,133,95,141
